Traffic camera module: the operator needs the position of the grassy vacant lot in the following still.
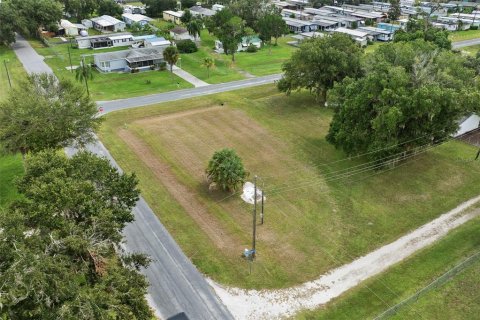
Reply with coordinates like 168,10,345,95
99,85,480,289
29,40,192,101
0,46,27,100
297,214,480,320
0,154,23,209
449,29,480,42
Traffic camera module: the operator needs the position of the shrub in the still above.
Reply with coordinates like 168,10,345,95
149,65,155,70
176,39,198,53
206,148,248,192
470,25,479,30
158,62,167,71
246,44,258,53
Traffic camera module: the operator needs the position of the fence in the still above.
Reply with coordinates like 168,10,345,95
375,250,480,319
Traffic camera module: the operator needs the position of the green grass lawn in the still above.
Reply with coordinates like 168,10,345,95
99,84,480,289
460,44,480,56
179,30,245,83
234,36,296,76
297,214,480,320
29,40,193,101
180,49,245,84
0,46,28,100
0,154,23,209
449,29,480,42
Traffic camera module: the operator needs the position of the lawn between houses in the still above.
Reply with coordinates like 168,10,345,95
296,212,480,320
28,39,193,101
99,84,480,289
179,30,296,83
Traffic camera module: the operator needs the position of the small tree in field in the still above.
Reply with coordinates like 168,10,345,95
202,57,215,78
206,148,248,192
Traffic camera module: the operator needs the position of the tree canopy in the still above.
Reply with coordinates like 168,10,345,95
388,0,401,21
0,0,65,45
327,40,480,162
0,73,101,157
277,33,363,103
0,150,152,319
141,0,177,17
257,12,288,46
0,2,17,45
59,0,98,21
206,148,248,192
210,9,246,61
98,0,123,18
394,18,451,50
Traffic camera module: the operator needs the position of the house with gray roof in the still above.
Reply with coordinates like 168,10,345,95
189,6,216,17
90,15,126,32
92,47,168,72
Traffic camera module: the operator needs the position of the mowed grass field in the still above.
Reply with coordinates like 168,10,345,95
297,213,480,320
99,85,480,289
0,46,27,100
0,154,23,209
29,40,193,101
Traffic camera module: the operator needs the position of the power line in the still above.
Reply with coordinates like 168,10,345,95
265,139,445,194
267,139,448,197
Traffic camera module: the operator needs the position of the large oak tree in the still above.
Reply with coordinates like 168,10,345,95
0,73,102,158
327,40,480,161
277,33,363,103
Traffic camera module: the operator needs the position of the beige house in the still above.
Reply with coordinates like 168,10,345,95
163,10,184,25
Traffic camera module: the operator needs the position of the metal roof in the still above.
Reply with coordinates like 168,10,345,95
91,15,124,27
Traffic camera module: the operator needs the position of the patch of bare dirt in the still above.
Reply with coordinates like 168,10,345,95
117,128,242,252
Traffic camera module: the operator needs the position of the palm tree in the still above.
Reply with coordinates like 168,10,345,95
163,46,180,74
75,57,94,96
187,20,201,42
201,57,215,78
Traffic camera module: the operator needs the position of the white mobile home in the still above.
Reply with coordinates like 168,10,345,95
75,32,133,49
333,27,368,46
93,47,167,72
122,13,153,26
163,10,184,24
90,15,126,32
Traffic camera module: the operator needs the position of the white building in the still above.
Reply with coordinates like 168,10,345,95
93,47,167,72
212,4,225,12
59,19,87,36
454,114,480,137
163,10,184,24
89,15,126,32
189,6,216,18
333,27,368,46
214,36,262,53
169,26,196,42
122,13,153,26
75,32,133,49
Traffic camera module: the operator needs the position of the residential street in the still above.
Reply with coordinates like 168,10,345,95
13,34,233,320
98,73,281,112
452,38,480,49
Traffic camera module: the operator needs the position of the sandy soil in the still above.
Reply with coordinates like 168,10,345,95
208,195,480,319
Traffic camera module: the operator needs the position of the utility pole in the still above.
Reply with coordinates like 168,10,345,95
252,175,257,258
261,190,264,225
67,41,73,73
82,57,90,96
4,60,12,88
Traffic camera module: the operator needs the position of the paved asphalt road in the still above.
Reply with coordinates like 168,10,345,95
98,73,281,112
452,38,480,49
13,34,234,320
